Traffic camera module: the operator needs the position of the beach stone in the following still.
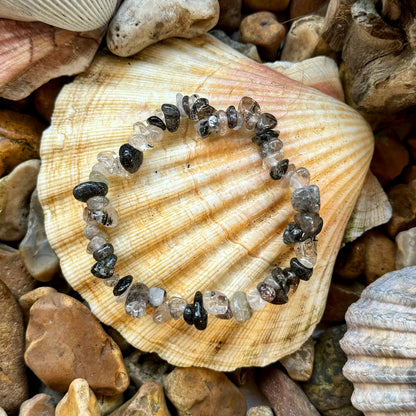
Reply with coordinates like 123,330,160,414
0,408,6,416
240,12,285,61
55,379,100,416
0,244,35,299
107,0,220,57
290,0,329,19
109,381,170,416
217,0,242,31
18,287,57,322
396,227,416,269
279,337,314,381
243,0,290,12
246,406,274,416
0,159,40,241
19,393,55,416
0,109,45,177
334,239,365,280
164,367,246,416
370,130,409,186
303,325,360,416
19,190,60,282
0,280,28,414
258,366,320,416
96,393,124,416
25,293,130,395
385,180,416,237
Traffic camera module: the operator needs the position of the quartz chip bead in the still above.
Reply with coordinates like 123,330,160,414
294,212,323,237
83,223,108,240
83,205,119,227
91,254,117,279
168,296,187,320
203,290,229,315
125,282,149,318
73,181,108,202
270,159,289,180
147,115,166,131
183,291,208,330
255,113,277,134
238,96,261,130
230,291,252,323
226,105,238,129
93,243,114,261
294,238,318,268
148,287,167,307
290,257,313,281
153,302,171,324
290,167,311,190
161,103,181,132
182,94,199,118
86,235,107,254
195,118,210,139
283,222,305,245
272,267,292,294
257,276,288,304
281,163,296,187
96,151,130,178
89,170,110,186
246,286,266,310
104,273,119,287
189,98,209,121
119,143,143,174
176,93,187,117
291,185,321,213
86,196,109,211
113,275,133,296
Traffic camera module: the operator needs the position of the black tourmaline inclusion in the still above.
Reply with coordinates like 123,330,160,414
73,181,108,202
119,143,143,174
183,291,207,330
91,254,117,279
113,275,133,296
161,104,180,132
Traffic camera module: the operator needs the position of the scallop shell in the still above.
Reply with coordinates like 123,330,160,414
38,35,374,371
0,0,117,31
340,266,416,415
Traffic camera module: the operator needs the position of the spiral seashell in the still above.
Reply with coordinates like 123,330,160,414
38,35,374,370
340,266,416,415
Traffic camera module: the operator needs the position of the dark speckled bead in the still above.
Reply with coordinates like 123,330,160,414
73,181,108,202
119,143,143,173
113,275,133,296
161,104,180,132
189,98,209,121
147,115,166,130
252,129,280,146
226,105,238,128
91,254,117,279
270,159,289,180
255,113,277,134
290,257,313,281
93,243,114,261
183,291,207,330
283,222,305,244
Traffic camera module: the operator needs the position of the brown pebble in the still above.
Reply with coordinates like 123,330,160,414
18,287,57,323
290,0,329,19
334,238,366,280
25,293,130,395
240,12,285,61
19,393,55,416
400,164,416,183
243,0,290,12
279,337,314,381
217,0,242,32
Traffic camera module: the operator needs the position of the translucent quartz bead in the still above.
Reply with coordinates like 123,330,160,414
195,118,210,139
238,96,261,130
233,112,244,130
86,196,109,211
262,154,282,169
215,300,233,319
89,170,110,186
83,223,108,240
294,238,317,268
246,286,266,310
104,273,119,287
153,302,171,324
91,254,117,279
216,110,228,136
115,284,131,303
96,152,130,178
93,243,114,261
86,235,107,253
176,93,187,117
133,121,148,134
294,212,322,235
203,290,229,315
230,291,252,323
291,185,321,213
255,112,277,134
257,277,279,303
128,134,148,152
83,206,119,227
148,287,167,307
168,296,187,320
290,167,311,190
148,109,166,124
197,105,216,120
207,115,219,133
281,163,296,187
125,282,149,318
187,94,200,118
145,125,164,145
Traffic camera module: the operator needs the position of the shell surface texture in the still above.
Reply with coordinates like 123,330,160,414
38,35,374,371
340,266,416,416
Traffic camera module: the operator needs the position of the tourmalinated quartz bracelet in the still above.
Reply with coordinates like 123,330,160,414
73,93,323,331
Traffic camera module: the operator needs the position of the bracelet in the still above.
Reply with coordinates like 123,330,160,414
73,93,323,331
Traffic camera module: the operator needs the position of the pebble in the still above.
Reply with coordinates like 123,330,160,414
290,0,330,19
19,393,55,416
55,379,100,416
279,337,314,381
0,408,6,416
0,244,35,299
243,0,290,12
0,159,40,241
246,406,274,416
25,293,130,395
164,367,246,416
0,109,45,177
258,366,320,416
396,227,416,269
18,287,57,322
96,393,124,416
19,190,60,282
334,239,365,280
217,0,242,31
109,381,171,416
240,12,285,61
303,325,360,416
107,0,220,57
0,280,28,414
281,16,325,62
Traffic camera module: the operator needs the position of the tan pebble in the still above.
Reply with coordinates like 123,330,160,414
0,110,45,177
289,0,329,19
55,379,100,416
0,244,35,299
247,406,274,416
18,287,57,323
0,159,40,241
396,227,416,269
0,280,28,414
217,0,242,31
280,337,314,381
164,367,246,416
19,393,55,416
25,293,130,395
96,393,124,416
0,408,7,416
334,239,366,280
243,0,290,12
370,129,409,186
109,381,170,416
240,12,285,61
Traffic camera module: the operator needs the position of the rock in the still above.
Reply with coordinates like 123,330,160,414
334,239,366,280
19,190,60,282
217,0,242,32
0,280,28,414
25,293,130,395
37,383,65,407
0,20,105,101
240,12,285,61
396,227,416,269
0,244,35,299
281,15,332,62
107,0,220,57
279,337,314,381
125,350,173,389
0,408,6,416
385,180,416,237
401,164,416,183
290,0,329,19
18,287,57,322
109,381,170,416
19,393,55,416
303,325,360,416
362,229,396,284
164,367,246,416
0,159,40,241
370,129,409,186
243,0,290,12
96,393,124,416
322,281,364,323
258,366,320,416
0,109,45,177
55,379,100,416
210,29,261,62
246,406,274,416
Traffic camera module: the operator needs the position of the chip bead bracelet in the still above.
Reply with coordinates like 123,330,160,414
73,93,323,331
